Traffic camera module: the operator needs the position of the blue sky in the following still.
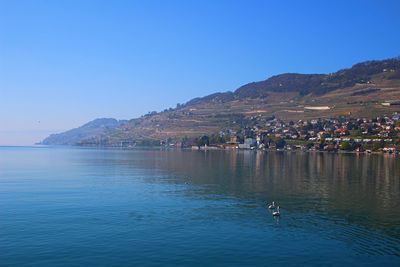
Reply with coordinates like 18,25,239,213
1,0,399,145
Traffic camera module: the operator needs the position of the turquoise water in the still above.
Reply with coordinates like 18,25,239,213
1,147,399,266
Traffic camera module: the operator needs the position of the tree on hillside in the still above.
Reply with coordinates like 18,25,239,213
340,141,352,151
372,140,385,151
210,134,224,144
196,135,209,146
275,138,286,149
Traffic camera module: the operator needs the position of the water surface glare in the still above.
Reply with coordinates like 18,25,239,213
1,147,399,266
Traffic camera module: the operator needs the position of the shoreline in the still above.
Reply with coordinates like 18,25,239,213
6,144,399,156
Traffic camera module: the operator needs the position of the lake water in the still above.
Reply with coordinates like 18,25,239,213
1,147,399,266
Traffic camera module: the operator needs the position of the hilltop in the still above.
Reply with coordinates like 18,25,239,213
41,57,400,146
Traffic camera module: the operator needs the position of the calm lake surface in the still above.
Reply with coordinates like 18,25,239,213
1,147,399,266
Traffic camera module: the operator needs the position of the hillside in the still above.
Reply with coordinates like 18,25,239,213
42,57,400,146
40,118,127,145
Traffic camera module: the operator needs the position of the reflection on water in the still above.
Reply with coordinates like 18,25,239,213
0,147,399,266
83,149,400,254
92,150,400,251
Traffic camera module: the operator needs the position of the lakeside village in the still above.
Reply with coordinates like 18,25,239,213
161,112,400,154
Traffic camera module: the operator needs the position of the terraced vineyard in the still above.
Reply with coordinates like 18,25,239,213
42,57,400,146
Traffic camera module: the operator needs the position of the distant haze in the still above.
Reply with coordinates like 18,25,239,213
0,130,57,147
1,0,400,145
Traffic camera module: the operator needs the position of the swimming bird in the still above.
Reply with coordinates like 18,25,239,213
268,201,276,209
272,206,280,217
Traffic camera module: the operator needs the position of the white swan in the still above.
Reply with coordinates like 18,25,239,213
272,206,280,216
268,201,276,209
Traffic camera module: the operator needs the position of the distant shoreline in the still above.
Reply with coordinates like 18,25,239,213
4,145,398,157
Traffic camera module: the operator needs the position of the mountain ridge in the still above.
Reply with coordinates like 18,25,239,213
41,57,400,146
186,57,400,104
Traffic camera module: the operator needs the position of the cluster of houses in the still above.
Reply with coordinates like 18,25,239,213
187,113,400,154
